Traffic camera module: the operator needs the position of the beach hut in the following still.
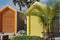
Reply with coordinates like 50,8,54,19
0,5,17,34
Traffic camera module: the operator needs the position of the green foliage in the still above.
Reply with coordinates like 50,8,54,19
26,2,60,32
11,36,44,40
13,0,27,10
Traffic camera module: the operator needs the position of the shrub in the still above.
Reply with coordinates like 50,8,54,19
11,36,44,40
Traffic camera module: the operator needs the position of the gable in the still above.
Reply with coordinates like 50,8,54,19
0,5,16,14
27,2,46,15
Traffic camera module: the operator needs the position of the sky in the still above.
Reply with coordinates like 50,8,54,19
0,0,48,9
0,0,20,9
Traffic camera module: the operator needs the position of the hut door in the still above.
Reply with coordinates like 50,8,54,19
2,10,15,33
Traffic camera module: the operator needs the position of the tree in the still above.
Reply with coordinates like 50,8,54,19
13,0,40,10
17,11,26,33
26,2,60,40
13,0,27,10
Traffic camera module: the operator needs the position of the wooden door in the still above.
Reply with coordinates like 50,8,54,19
2,10,15,33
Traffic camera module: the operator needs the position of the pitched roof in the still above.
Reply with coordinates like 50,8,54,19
26,2,46,14
0,5,16,13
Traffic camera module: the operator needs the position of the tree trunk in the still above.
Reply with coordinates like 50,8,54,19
19,6,21,10
43,24,51,40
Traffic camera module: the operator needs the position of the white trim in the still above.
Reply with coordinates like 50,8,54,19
15,11,17,34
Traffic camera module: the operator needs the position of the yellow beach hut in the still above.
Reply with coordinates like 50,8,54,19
27,2,46,37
